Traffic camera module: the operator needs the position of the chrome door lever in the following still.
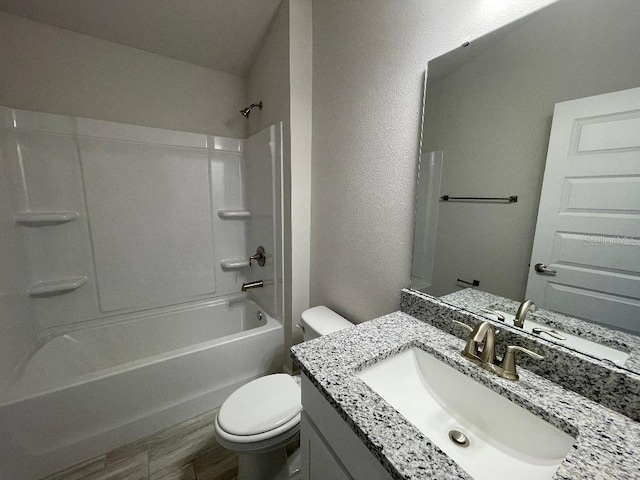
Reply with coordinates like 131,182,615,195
534,263,557,275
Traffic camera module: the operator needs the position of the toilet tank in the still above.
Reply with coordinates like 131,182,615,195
300,306,352,341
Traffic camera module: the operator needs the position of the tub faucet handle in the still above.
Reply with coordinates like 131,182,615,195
250,246,266,267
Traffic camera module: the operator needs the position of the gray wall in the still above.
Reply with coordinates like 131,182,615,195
310,0,556,323
0,12,247,137
422,0,640,299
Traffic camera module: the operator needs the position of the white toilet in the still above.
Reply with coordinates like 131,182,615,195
214,306,352,480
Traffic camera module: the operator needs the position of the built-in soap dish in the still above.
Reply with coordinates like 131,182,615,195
15,211,79,225
28,277,87,296
220,259,250,270
217,210,251,219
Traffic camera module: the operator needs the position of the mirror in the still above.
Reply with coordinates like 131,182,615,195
411,0,640,370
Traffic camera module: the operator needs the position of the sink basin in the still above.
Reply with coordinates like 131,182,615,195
485,311,629,366
357,347,575,480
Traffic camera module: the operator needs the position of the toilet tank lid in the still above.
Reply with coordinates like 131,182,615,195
301,306,351,336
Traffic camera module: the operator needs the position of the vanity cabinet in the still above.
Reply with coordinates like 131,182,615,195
300,415,352,480
300,375,393,480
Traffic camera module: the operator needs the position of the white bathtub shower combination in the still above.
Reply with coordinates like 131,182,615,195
0,107,284,480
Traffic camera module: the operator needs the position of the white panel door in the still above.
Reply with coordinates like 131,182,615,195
526,87,640,333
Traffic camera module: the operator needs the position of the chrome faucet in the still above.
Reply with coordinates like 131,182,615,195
453,319,543,381
514,299,537,328
241,280,263,291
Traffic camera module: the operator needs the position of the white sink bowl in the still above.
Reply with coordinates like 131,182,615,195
357,347,575,480
486,311,629,366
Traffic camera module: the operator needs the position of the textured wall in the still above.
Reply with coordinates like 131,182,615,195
288,0,313,341
310,0,556,323
0,12,247,137
247,2,290,139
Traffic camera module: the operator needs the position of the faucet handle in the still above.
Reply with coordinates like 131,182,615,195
452,320,481,359
249,246,266,267
452,320,473,332
499,345,544,380
481,309,505,322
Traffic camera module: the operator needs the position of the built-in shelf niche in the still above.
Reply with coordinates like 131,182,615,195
28,276,87,296
14,211,79,225
217,210,251,219
220,259,250,270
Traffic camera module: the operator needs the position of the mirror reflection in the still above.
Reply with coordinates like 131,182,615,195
411,0,640,366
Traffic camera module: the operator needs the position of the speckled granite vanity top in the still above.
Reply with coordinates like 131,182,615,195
291,312,640,480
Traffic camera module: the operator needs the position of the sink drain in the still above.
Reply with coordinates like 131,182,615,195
448,429,470,448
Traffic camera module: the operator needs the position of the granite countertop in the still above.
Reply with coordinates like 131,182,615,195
291,312,640,480
440,289,640,372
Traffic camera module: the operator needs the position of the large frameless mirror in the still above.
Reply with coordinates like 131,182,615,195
411,0,640,371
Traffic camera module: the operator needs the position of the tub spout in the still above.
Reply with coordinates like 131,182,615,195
241,280,264,291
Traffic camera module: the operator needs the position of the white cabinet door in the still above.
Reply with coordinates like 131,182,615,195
300,375,393,480
301,414,352,480
526,87,640,333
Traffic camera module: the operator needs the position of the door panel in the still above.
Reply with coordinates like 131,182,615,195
526,87,640,333
543,283,640,332
550,232,640,273
561,176,640,213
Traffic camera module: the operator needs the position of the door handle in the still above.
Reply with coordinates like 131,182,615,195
534,263,557,275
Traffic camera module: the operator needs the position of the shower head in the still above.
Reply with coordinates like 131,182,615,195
240,101,263,118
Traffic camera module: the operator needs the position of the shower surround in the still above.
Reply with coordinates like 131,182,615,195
0,106,284,480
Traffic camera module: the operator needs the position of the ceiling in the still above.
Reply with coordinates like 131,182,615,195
0,0,282,77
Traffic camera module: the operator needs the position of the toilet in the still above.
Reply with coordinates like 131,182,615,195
214,306,352,480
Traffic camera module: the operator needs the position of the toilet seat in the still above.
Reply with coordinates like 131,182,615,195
216,374,302,445
215,412,301,447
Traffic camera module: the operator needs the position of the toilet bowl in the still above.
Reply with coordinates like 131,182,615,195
214,306,352,480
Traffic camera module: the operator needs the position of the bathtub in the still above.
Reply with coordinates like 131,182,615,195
0,294,283,480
